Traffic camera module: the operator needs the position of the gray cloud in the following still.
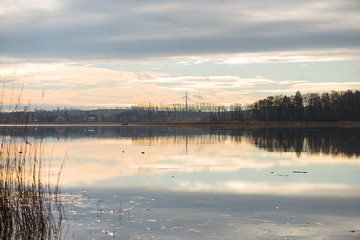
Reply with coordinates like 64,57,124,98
1,0,359,60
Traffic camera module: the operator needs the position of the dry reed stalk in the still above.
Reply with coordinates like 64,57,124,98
0,80,66,239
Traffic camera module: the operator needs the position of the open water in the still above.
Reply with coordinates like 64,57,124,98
3,125,360,239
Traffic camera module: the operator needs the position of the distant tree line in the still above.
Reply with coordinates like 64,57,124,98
114,103,243,123
249,90,360,121
0,90,359,124
0,108,115,124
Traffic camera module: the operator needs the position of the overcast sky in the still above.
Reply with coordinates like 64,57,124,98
1,0,359,108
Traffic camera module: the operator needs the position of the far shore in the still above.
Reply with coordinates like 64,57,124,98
2,121,360,128
140,120,360,128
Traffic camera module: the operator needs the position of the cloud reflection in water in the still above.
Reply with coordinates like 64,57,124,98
30,126,360,198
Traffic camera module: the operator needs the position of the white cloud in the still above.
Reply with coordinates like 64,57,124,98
222,49,360,64
0,0,61,15
291,82,360,93
0,63,170,106
130,76,275,104
137,76,274,90
1,61,358,108
0,63,163,88
277,80,309,85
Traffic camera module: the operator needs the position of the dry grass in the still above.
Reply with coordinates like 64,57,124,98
0,84,66,239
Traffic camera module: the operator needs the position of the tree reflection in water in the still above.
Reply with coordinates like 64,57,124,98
0,125,65,240
3,125,359,158
248,127,360,157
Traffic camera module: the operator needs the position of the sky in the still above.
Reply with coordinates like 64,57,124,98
0,0,360,109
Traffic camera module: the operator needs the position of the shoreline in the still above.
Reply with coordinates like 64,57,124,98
140,121,360,128
1,121,360,128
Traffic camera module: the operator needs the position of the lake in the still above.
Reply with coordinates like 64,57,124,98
2,125,360,239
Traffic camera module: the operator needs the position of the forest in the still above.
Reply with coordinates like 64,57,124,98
1,90,359,124
250,90,360,122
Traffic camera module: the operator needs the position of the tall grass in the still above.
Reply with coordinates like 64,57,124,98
0,81,65,239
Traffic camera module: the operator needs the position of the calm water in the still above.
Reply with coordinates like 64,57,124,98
3,125,360,239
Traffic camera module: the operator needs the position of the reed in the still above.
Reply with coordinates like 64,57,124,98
0,82,65,239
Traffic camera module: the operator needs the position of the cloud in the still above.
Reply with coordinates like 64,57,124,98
0,0,61,16
277,80,309,85
1,63,266,106
221,49,360,64
291,81,360,93
130,75,275,103
135,76,274,91
2,61,359,108
0,63,162,88
241,81,360,97
1,0,359,61
0,63,169,107
4,61,359,108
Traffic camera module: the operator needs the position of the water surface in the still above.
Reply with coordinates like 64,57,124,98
3,125,360,239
